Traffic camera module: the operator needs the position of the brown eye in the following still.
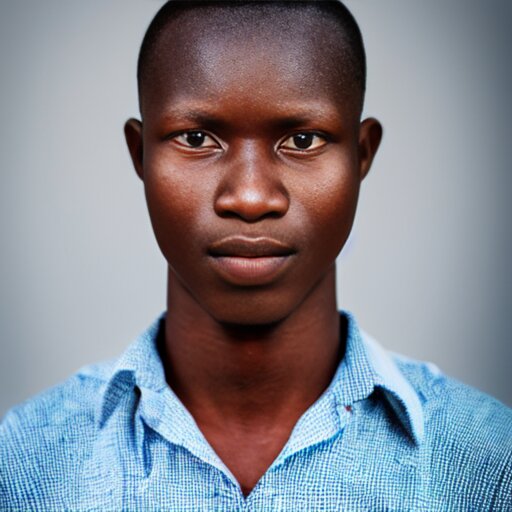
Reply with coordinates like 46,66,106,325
293,133,313,149
173,131,219,149
280,133,326,151
185,132,206,147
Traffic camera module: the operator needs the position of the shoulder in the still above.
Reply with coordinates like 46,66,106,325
393,352,511,439
1,358,114,434
0,359,114,508
393,353,512,509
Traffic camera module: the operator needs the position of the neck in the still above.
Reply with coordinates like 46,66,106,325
162,266,343,430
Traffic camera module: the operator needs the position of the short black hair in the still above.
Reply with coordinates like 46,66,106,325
137,0,366,111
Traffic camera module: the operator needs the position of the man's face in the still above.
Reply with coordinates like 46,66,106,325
126,10,381,325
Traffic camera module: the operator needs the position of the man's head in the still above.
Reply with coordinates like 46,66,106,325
137,0,367,116
125,0,382,326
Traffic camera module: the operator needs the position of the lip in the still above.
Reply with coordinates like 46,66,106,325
207,236,296,285
208,236,295,258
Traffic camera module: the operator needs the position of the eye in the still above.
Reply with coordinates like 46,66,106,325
172,131,220,149
280,133,327,152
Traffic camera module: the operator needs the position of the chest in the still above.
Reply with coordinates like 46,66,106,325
200,425,293,496
74,429,431,511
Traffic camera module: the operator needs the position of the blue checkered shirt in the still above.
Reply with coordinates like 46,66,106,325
1,312,511,511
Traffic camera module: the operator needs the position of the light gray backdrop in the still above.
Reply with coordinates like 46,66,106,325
1,1,511,416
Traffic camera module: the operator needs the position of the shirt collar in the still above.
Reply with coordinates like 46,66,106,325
99,310,424,444
359,328,425,444
98,313,167,428
329,312,424,444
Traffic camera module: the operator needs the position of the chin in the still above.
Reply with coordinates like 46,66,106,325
205,292,298,327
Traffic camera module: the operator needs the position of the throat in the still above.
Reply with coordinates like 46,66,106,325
161,309,346,419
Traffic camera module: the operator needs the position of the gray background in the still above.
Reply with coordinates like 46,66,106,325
1,1,510,417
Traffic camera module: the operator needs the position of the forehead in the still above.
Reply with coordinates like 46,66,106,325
141,5,361,116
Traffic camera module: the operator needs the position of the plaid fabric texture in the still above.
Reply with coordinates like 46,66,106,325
1,311,511,511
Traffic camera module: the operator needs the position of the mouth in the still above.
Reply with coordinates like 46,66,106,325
207,236,296,286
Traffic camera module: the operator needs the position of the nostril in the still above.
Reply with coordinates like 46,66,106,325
216,209,285,222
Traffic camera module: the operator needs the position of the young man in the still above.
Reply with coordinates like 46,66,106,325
1,1,511,510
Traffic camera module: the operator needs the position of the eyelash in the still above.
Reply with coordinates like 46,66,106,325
169,130,328,153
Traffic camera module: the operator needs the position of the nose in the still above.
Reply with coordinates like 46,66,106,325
214,145,290,222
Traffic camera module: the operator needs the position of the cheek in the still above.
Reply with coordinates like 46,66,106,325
293,158,361,260
142,155,211,260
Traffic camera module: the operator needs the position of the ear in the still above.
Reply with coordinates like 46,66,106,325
124,118,144,181
358,117,383,181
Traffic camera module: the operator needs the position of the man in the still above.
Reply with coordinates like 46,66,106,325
1,1,511,510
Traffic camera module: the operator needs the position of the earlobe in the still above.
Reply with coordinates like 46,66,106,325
358,117,383,181
124,118,144,180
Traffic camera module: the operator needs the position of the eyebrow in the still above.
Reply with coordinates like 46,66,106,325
163,109,223,123
160,104,341,129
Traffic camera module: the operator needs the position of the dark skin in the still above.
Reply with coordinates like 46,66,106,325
125,9,382,497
